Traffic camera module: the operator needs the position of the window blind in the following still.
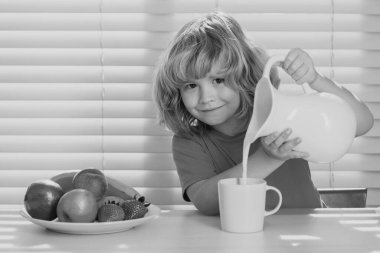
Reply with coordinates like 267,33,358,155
0,0,379,207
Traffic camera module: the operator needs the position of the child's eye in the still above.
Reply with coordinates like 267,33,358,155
214,78,225,85
184,83,197,89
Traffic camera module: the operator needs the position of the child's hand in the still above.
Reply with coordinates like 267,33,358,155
282,48,320,85
260,128,309,160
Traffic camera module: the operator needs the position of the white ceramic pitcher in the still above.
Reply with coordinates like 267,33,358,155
242,55,356,169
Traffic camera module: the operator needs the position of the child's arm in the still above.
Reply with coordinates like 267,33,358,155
186,129,305,215
186,146,282,215
282,48,374,137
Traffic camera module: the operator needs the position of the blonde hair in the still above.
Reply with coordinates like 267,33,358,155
153,12,279,137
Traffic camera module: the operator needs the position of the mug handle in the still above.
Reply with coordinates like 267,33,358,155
264,186,282,216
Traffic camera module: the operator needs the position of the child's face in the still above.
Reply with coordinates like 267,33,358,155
180,64,243,136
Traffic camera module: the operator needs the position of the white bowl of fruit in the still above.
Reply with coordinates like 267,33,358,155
20,168,160,234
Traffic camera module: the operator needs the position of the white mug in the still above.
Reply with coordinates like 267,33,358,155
218,178,282,233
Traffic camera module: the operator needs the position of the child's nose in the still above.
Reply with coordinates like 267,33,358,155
199,85,216,104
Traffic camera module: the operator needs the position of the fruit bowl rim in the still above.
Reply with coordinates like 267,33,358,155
19,204,161,234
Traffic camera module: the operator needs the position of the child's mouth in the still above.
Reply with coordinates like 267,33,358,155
201,106,223,112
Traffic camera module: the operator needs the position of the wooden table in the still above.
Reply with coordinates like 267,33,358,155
1,205,380,252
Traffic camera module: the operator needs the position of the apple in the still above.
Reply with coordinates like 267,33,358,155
56,189,98,223
24,179,64,221
72,168,108,201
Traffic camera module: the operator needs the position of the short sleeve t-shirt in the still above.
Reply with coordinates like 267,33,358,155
172,129,321,209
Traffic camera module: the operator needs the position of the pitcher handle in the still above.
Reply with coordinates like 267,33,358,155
263,55,285,79
264,186,282,216
263,54,309,94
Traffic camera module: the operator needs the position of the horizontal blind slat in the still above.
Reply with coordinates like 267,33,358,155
334,0,380,14
238,14,380,32
0,49,161,66
332,68,380,84
269,49,380,68
0,170,180,187
0,31,173,49
0,83,154,100
219,0,380,14
1,32,380,50
0,0,216,13
349,137,380,153
0,101,158,118
103,0,216,14
0,99,377,122
2,49,380,67
333,171,380,188
0,66,154,83
279,84,380,103
4,0,377,15
3,13,379,32
330,50,380,67
0,0,99,12
4,127,380,154
0,82,379,102
0,153,176,171
1,66,379,84
1,100,374,119
0,136,172,153
0,13,201,32
278,67,380,85
252,32,380,50
0,118,170,135
333,154,380,171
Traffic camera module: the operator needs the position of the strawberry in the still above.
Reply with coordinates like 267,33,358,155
97,204,125,222
121,200,148,220
98,195,124,208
